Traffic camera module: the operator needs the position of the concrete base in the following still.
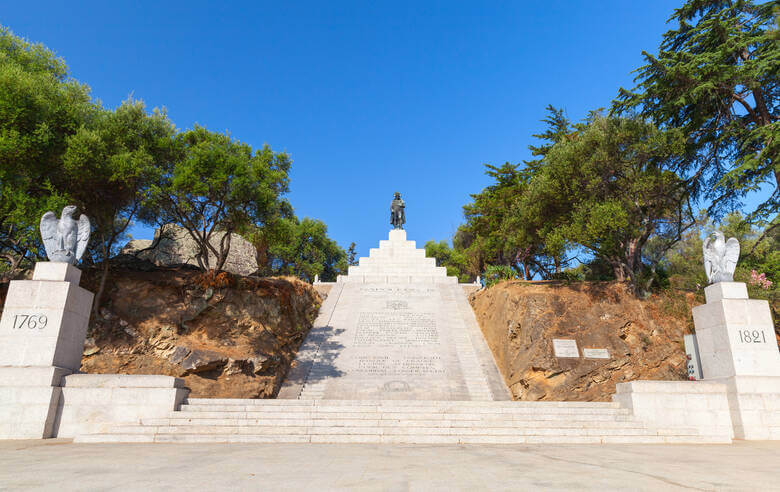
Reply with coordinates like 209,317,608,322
692,283,778,379
616,282,780,441
0,263,190,440
712,376,780,440
55,374,188,438
0,263,93,439
613,381,733,441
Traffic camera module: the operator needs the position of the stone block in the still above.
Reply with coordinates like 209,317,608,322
704,282,748,303
0,366,70,387
62,374,185,388
693,298,779,379
613,380,733,440
32,262,83,284
0,278,92,371
0,386,61,439
55,376,189,438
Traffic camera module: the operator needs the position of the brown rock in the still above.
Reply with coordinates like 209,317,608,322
120,225,258,275
180,349,227,374
65,266,322,399
471,281,692,402
168,346,190,365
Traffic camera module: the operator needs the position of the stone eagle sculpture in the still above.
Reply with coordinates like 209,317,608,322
40,206,91,264
702,231,739,284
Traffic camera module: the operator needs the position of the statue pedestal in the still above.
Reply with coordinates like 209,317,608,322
692,282,780,439
693,282,778,379
0,263,93,438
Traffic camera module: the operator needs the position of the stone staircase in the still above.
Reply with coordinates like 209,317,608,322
74,398,730,444
337,229,457,284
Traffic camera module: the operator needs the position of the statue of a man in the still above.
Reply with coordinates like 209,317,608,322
390,192,405,230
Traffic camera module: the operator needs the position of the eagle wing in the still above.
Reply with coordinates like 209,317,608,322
75,214,91,262
702,236,716,283
40,211,59,260
723,237,740,278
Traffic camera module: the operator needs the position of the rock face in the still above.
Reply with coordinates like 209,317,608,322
120,225,258,276
470,281,695,401
61,265,321,399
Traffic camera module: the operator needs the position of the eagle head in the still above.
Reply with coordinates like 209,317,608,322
62,205,78,218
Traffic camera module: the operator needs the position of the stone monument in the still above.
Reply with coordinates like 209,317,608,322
0,207,94,438
0,207,187,439
692,233,780,439
279,227,509,400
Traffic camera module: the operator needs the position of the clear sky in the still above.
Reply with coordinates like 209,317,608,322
4,1,693,256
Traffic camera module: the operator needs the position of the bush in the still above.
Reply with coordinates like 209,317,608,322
483,265,519,288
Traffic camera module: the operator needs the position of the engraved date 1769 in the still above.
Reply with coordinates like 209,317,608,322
12,314,48,330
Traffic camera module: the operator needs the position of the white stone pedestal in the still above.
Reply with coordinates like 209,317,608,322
0,263,93,439
692,282,780,440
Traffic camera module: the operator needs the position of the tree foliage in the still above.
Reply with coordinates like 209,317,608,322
267,217,347,282
0,27,92,276
615,0,779,223
424,240,470,282
151,127,292,272
521,114,694,292
1,26,345,298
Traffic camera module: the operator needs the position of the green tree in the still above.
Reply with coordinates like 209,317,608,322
0,26,93,276
616,0,779,223
459,162,528,275
152,127,291,272
269,217,347,282
424,240,470,282
522,114,695,293
346,242,359,267
63,99,175,312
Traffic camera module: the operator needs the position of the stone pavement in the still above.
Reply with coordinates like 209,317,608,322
1,439,778,491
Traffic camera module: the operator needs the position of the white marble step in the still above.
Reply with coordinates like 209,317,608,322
74,396,734,443
176,406,632,416
144,417,651,428
107,424,680,437
75,433,726,444
185,399,624,407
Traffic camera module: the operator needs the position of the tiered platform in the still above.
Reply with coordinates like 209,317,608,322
337,229,456,284
75,398,728,444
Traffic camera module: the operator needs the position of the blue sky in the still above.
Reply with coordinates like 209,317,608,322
4,1,703,256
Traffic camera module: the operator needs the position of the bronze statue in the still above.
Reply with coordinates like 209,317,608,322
390,192,405,229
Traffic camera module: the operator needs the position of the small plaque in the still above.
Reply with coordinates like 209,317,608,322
583,348,610,359
553,339,579,358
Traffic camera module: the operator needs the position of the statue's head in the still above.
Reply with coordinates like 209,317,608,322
394,192,401,198
62,205,78,217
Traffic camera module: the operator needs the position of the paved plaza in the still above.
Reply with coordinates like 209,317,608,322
1,439,778,491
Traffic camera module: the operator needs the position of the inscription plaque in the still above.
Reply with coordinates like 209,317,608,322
583,348,610,359
356,355,445,376
354,312,438,346
553,339,579,358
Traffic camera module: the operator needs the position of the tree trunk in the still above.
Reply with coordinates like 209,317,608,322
612,262,626,282
215,231,232,272
255,238,270,276
92,242,111,318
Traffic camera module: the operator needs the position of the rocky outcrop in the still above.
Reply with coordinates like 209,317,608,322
120,225,258,275
72,265,321,398
470,281,695,401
